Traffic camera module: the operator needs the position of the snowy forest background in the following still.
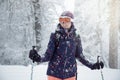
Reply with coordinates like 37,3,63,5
0,0,120,69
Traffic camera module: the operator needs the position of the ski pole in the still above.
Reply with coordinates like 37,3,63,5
31,62,34,80
76,72,78,80
97,56,104,80
100,68,104,80
30,46,36,80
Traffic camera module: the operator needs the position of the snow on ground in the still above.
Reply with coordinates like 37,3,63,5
0,65,120,80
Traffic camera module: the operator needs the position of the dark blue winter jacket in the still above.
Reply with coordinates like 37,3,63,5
41,23,93,79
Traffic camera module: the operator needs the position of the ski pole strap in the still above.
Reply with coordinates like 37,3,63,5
33,60,35,63
32,46,36,63
76,72,77,80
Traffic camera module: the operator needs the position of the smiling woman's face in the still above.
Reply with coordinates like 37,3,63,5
60,21,71,29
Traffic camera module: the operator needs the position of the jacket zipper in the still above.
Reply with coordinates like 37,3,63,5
63,41,69,78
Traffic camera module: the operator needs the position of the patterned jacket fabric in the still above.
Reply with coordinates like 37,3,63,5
41,23,93,79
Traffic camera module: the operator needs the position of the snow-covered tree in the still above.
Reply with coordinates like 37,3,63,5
0,0,65,65
0,0,35,65
74,0,109,67
109,0,119,69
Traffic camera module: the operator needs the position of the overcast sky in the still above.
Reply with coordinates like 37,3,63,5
64,0,75,13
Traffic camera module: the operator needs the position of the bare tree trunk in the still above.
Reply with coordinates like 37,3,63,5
31,0,41,51
109,0,119,69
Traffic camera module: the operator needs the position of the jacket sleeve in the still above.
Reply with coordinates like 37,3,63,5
40,33,56,62
75,35,93,69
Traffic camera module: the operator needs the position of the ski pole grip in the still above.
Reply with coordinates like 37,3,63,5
33,60,35,63
97,56,100,63
32,46,36,50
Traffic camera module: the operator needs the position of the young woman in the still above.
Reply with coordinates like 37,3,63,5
29,11,104,80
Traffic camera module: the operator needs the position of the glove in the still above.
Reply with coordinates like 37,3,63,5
91,61,104,70
29,49,41,62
